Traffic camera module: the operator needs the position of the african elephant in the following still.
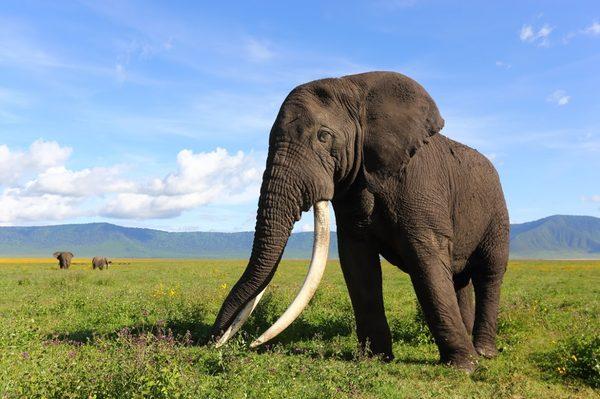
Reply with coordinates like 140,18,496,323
92,256,111,270
53,251,74,269
211,71,509,371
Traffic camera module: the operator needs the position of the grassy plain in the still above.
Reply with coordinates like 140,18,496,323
0,258,598,398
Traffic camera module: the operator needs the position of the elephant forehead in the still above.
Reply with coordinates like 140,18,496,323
278,101,349,131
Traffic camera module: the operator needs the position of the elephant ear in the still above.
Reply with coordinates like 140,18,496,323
349,72,444,185
67,252,74,258
52,252,61,259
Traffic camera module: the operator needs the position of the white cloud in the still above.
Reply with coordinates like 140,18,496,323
519,23,553,46
0,141,263,223
547,90,570,106
519,25,534,41
0,190,83,223
25,166,135,197
298,223,314,232
146,148,260,195
0,139,72,184
584,21,600,36
563,21,600,43
102,148,261,219
495,61,511,69
101,193,199,219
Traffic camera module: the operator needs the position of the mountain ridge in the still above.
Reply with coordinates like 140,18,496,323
1,215,599,259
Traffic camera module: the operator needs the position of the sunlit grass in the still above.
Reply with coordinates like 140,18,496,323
0,258,598,398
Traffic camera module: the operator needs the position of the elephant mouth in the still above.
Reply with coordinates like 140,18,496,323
214,200,331,348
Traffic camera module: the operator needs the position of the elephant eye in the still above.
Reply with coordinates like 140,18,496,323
317,129,332,143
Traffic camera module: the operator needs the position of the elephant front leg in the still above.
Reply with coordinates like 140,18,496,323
337,229,393,361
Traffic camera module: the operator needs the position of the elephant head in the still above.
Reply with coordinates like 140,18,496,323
211,71,444,347
53,251,74,269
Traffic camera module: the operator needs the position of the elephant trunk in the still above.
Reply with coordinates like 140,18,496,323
211,143,331,347
211,159,303,343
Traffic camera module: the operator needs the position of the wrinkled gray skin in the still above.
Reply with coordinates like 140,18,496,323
211,71,509,371
53,251,74,269
92,256,111,270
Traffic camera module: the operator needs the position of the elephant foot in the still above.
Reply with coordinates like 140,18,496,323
360,336,394,362
443,356,477,373
440,349,478,373
475,343,499,358
377,351,395,363
360,346,394,362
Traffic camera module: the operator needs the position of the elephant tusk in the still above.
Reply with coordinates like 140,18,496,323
215,288,266,348
250,201,330,348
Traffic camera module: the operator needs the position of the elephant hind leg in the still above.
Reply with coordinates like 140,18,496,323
472,224,509,358
454,277,474,336
406,233,477,370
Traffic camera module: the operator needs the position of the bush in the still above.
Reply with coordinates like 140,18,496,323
537,333,600,388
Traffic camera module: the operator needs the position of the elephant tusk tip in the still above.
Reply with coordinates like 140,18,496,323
249,200,330,348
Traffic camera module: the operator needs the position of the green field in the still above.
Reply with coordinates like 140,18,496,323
0,258,598,398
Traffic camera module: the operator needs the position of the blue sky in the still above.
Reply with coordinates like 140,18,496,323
0,1,599,231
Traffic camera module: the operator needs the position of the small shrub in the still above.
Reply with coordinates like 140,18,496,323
536,333,600,388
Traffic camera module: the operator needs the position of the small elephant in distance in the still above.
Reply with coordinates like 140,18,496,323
53,251,74,269
92,256,111,270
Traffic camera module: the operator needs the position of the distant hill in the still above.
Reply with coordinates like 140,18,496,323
0,215,599,259
0,223,322,259
509,215,600,259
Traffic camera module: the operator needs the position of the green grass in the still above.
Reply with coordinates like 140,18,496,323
0,258,598,398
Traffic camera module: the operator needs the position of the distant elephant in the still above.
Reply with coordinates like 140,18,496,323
53,251,74,269
211,71,509,371
92,256,111,270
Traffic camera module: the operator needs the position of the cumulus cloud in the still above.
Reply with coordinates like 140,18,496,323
102,148,262,219
0,141,263,224
101,193,199,219
547,90,570,106
520,24,553,46
0,139,72,184
0,190,83,223
25,165,135,197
